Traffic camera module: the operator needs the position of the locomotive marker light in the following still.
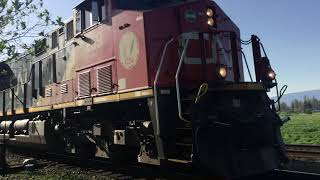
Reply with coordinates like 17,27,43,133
262,68,277,89
267,69,276,80
215,65,227,79
206,8,214,17
207,18,215,26
206,8,215,27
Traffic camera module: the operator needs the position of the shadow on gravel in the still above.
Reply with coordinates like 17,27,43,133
236,170,320,180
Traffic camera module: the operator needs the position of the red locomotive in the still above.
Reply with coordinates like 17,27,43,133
0,0,287,178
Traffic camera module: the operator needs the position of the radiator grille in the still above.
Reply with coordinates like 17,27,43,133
78,72,91,98
97,66,113,95
46,88,53,97
60,83,68,94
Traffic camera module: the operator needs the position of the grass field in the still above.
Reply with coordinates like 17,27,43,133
281,112,320,145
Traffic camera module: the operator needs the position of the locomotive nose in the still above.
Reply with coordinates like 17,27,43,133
190,88,288,178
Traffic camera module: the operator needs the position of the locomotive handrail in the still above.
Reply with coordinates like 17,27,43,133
175,38,190,123
153,37,174,136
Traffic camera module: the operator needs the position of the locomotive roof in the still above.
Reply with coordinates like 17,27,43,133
74,0,194,10
74,0,90,9
3,0,198,64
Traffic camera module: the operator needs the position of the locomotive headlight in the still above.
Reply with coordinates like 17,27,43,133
207,18,215,26
206,8,214,17
267,69,276,80
216,65,227,79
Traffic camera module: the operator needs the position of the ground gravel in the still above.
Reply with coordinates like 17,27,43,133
0,152,131,180
2,151,319,180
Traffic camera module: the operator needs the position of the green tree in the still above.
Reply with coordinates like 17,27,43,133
292,99,304,113
0,0,61,61
289,97,320,113
280,102,290,112
311,97,319,111
290,101,295,112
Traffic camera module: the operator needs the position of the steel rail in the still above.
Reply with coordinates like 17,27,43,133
7,148,320,179
286,144,320,161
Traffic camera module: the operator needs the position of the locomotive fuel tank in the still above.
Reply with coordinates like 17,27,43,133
0,121,13,133
13,119,29,134
8,119,48,150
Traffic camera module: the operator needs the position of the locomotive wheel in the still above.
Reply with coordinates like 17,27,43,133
77,142,96,160
109,145,139,164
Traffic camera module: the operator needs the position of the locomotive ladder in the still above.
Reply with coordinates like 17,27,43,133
154,36,191,129
175,38,195,160
154,35,194,160
154,37,174,159
175,38,190,123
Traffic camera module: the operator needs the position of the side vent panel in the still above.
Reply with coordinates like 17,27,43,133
45,88,53,97
61,83,68,94
78,72,91,98
97,66,113,95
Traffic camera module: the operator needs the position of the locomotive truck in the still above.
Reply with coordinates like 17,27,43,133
0,0,287,178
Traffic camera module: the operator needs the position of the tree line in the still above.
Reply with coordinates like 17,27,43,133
0,0,62,61
280,96,320,113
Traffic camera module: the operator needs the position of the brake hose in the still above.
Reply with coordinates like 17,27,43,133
195,83,209,104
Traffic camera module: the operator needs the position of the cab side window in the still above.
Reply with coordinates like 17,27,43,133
51,31,58,49
66,20,74,41
75,0,107,34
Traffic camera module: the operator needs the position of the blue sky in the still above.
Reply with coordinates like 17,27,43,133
214,0,320,95
45,0,320,94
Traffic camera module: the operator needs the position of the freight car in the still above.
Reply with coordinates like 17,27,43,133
0,0,287,178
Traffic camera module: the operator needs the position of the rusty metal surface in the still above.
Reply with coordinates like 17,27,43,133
286,144,320,162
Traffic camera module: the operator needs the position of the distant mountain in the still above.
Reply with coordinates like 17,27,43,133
272,90,320,105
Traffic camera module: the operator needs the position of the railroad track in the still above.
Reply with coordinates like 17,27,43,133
270,169,320,179
5,146,320,180
4,149,201,179
286,144,320,161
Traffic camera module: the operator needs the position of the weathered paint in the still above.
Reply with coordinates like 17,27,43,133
112,10,149,91
0,0,244,116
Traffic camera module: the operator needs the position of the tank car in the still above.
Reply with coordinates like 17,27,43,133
0,0,287,178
